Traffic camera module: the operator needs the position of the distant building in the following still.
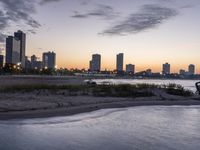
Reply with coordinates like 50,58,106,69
5,31,26,68
89,54,101,72
0,48,5,64
14,30,26,68
42,51,56,69
179,69,186,75
146,69,152,76
116,53,124,73
89,60,92,71
188,64,195,75
36,61,42,70
31,55,37,69
6,36,21,65
162,63,170,75
126,64,135,75
0,55,4,68
25,56,31,69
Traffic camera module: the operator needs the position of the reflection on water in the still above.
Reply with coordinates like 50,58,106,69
0,106,200,150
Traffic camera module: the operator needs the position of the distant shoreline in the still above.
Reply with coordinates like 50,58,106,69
0,75,200,80
0,99,200,120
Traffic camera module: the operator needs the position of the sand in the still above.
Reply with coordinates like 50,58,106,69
0,93,199,120
0,75,199,120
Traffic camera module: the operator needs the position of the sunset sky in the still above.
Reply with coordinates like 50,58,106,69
0,0,200,73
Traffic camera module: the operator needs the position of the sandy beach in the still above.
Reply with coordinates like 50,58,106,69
0,75,199,120
0,93,199,120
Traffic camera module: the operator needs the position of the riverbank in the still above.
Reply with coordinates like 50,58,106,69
0,94,200,120
0,76,199,120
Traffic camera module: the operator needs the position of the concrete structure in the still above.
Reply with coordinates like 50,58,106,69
89,54,101,72
162,63,170,75
14,30,26,68
126,64,135,75
116,53,124,73
42,51,56,69
6,36,21,65
188,64,195,75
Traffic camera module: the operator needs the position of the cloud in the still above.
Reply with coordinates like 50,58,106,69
101,4,178,36
39,0,62,5
0,33,6,43
79,0,92,5
0,0,42,42
71,4,119,20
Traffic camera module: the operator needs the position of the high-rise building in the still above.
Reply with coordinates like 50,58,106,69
188,64,195,75
14,30,26,68
116,53,124,72
0,55,4,68
42,51,56,69
30,55,43,70
31,55,37,69
126,64,135,75
6,36,21,65
162,63,170,75
89,54,101,72
0,48,5,64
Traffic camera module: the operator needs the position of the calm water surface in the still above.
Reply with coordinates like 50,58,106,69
0,106,200,150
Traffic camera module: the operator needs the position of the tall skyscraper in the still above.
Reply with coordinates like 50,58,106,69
188,64,195,75
14,30,26,68
126,64,135,74
6,36,21,65
162,63,170,75
0,55,4,68
89,54,101,72
42,51,56,69
116,53,124,73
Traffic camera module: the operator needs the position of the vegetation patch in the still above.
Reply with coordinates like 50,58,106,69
0,83,193,97
162,83,193,97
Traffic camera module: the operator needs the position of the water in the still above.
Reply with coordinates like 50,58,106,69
0,106,200,150
93,79,199,92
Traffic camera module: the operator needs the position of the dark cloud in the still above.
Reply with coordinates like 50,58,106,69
79,0,92,5
71,4,119,20
39,0,62,5
0,33,6,43
0,0,42,42
0,0,63,43
27,29,37,35
101,4,178,36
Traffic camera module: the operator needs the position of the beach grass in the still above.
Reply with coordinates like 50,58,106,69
0,83,194,97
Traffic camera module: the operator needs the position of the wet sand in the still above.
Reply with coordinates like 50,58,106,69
0,94,199,120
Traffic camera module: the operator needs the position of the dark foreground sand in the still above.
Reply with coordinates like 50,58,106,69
0,94,199,120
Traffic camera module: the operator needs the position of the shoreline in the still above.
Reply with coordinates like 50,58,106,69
0,99,200,120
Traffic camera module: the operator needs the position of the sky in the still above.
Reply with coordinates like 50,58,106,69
0,0,200,73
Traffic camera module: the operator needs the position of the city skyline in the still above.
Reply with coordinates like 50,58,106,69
0,0,200,72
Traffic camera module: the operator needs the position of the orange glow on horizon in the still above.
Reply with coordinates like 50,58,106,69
56,61,200,74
